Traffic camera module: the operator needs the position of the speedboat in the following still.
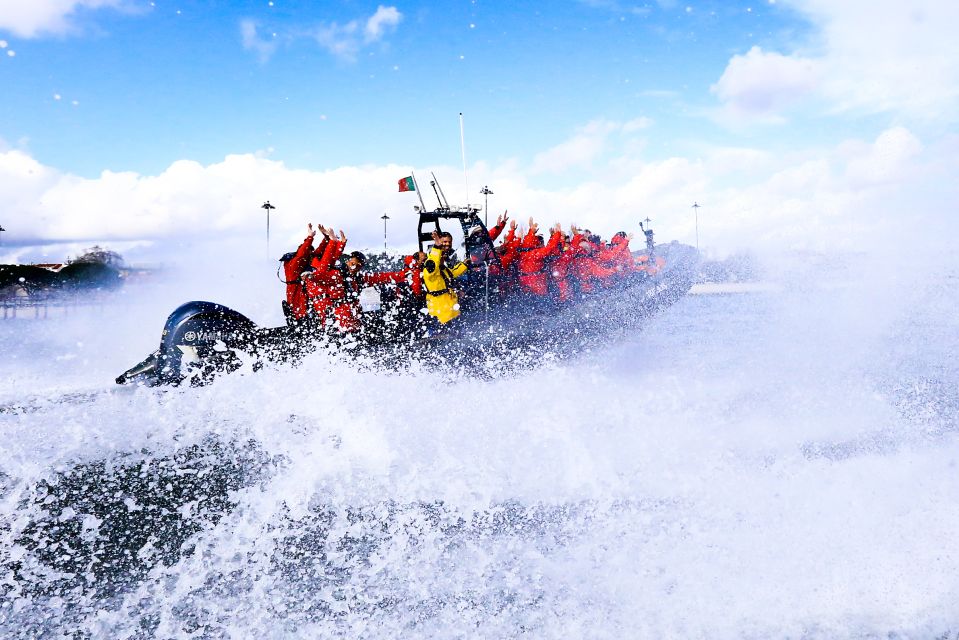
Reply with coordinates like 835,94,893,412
116,202,698,386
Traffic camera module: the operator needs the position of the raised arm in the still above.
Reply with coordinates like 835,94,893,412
488,211,509,242
502,219,518,245
316,231,346,273
532,228,560,262
293,223,316,262
363,269,408,286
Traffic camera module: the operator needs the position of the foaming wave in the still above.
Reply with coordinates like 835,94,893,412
2,250,959,638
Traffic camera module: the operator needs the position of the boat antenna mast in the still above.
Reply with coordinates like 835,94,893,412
460,112,470,210
429,178,445,210
410,170,428,212
431,171,450,210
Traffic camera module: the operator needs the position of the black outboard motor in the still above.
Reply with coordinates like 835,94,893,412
116,301,261,386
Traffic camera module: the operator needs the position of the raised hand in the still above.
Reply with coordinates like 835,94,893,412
509,219,518,231
431,230,441,243
338,230,347,243
307,223,316,238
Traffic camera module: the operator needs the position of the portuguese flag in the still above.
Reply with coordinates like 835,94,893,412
398,176,415,192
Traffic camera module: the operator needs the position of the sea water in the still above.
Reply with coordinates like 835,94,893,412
1,255,958,638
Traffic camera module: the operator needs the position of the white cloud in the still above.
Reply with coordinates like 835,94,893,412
531,120,621,175
531,118,653,175
1,126,954,267
682,127,950,255
0,153,461,256
840,126,922,188
713,1,959,123
711,46,821,122
622,116,654,133
312,21,362,60
364,5,401,43
519,124,956,257
238,6,402,63
308,5,402,61
785,0,959,119
240,19,278,62
0,0,129,38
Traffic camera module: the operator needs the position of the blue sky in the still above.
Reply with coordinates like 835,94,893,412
0,0,957,261
2,0,810,175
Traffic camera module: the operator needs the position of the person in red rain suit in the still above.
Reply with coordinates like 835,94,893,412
345,254,416,321
303,227,345,327
305,229,411,333
281,223,332,323
569,227,620,295
549,228,577,304
516,218,562,298
488,219,521,302
597,231,638,285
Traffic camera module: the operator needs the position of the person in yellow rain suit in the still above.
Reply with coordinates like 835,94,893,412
422,230,468,324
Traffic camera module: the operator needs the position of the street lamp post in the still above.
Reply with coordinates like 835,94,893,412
0,225,5,247
381,213,390,252
262,201,275,259
692,202,701,252
480,185,493,226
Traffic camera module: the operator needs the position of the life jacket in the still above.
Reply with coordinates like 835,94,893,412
422,245,467,323
422,246,467,296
